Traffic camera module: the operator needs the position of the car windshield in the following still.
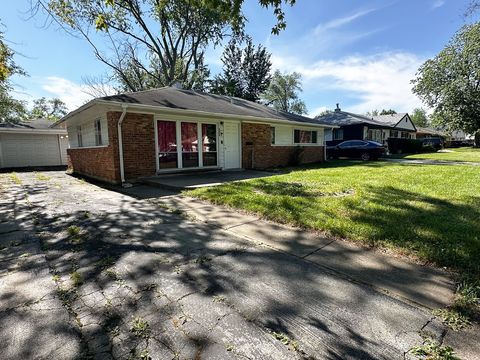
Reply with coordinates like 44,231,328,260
369,141,383,146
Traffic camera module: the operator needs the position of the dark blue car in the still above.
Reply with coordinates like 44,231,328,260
327,140,387,161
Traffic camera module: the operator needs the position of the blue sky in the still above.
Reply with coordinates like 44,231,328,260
2,0,476,116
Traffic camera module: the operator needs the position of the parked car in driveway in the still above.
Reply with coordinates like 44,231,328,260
327,140,386,161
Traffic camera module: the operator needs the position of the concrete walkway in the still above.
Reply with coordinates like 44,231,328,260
141,170,277,190
154,194,455,309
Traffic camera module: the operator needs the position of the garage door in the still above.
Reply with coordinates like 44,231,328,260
0,133,64,168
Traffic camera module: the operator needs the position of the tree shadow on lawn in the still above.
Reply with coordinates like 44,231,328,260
347,185,480,275
1,174,459,359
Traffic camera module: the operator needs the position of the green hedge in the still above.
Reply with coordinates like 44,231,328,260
387,138,424,154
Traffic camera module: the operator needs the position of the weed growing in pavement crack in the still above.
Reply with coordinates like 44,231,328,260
9,172,22,185
432,308,471,330
67,225,81,236
212,295,227,303
70,271,83,287
128,348,151,360
130,317,151,339
35,173,51,181
410,338,460,360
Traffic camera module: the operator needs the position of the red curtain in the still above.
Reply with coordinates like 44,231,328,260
181,122,198,152
158,121,176,153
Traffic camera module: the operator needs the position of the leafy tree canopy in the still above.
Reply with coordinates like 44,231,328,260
0,20,28,123
411,108,429,128
32,0,295,92
210,36,271,101
29,97,68,121
412,22,480,146
379,109,397,115
261,70,307,115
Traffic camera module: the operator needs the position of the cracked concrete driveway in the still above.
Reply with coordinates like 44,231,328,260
0,171,477,359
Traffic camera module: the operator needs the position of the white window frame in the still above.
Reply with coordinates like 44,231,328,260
94,119,103,146
77,125,83,147
293,129,318,145
154,119,219,173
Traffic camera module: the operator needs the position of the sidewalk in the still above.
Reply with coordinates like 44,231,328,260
154,194,455,310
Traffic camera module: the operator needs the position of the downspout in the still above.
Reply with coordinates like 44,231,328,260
117,104,129,187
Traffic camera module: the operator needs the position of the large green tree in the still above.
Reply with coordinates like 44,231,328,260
411,108,429,128
210,36,271,101
32,0,295,92
261,70,307,114
0,21,27,123
412,22,480,146
29,97,68,121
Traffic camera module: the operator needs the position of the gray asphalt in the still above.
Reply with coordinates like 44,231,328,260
0,171,475,359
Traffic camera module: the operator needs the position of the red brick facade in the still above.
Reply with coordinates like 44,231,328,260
67,113,121,183
241,123,324,169
68,114,324,183
67,111,156,184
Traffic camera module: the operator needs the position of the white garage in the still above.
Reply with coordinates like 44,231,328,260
0,120,68,169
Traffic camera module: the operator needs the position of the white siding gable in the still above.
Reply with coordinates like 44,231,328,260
68,117,109,148
394,115,416,131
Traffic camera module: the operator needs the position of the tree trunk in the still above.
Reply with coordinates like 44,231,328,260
475,131,480,148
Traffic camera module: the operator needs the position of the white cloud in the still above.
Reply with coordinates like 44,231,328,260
271,52,426,113
41,76,116,111
313,8,377,34
432,0,446,9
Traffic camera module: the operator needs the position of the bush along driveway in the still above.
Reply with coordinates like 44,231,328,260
0,170,478,360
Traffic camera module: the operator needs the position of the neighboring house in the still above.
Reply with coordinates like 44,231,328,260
0,119,68,169
449,130,475,146
57,87,333,184
416,127,446,140
317,105,416,146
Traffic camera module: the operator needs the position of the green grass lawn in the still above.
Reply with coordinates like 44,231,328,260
392,147,480,163
187,161,480,275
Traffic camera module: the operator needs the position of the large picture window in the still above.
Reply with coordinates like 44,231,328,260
157,120,218,170
294,129,318,144
181,122,199,168
202,124,217,166
157,121,178,169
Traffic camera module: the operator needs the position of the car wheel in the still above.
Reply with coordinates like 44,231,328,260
361,152,371,161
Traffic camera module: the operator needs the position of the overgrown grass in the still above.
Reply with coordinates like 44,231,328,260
187,161,480,276
392,147,480,163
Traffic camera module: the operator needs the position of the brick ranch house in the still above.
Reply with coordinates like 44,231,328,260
57,87,334,184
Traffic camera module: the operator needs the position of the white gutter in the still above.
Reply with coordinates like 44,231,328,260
0,128,67,135
117,104,128,186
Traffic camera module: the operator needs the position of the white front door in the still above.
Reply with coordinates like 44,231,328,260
223,122,241,169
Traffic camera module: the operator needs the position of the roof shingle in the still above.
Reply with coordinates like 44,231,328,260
99,87,329,126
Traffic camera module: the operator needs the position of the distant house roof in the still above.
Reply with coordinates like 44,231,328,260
0,118,55,129
315,110,415,130
371,113,409,127
76,87,330,127
315,110,393,127
416,127,446,136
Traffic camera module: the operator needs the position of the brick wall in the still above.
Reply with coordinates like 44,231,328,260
120,113,156,180
67,112,120,183
68,111,156,183
241,123,324,169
